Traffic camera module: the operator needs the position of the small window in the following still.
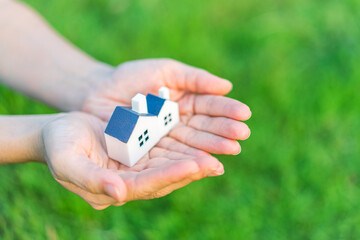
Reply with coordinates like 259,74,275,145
139,130,149,147
164,112,173,126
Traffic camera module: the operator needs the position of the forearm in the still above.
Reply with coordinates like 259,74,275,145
0,114,57,164
0,0,114,111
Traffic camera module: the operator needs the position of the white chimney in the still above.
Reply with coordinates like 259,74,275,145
132,93,148,114
159,87,170,99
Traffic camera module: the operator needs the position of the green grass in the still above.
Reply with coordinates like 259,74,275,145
1,0,360,239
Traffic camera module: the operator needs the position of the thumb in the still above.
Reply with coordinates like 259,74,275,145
59,154,127,202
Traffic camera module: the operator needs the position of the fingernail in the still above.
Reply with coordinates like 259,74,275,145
105,184,121,201
208,169,225,177
215,168,225,176
233,148,241,155
208,164,225,177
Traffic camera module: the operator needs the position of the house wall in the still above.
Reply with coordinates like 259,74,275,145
157,101,180,137
104,133,130,166
126,116,160,166
105,100,180,167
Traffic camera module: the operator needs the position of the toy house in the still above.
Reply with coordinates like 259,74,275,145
104,87,180,167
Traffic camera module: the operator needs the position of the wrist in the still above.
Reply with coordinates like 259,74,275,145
35,113,67,164
0,114,61,164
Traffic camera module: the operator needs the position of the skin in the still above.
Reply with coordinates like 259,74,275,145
82,59,252,155
42,113,227,209
0,0,251,209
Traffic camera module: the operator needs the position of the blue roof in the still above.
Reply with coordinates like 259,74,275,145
146,94,166,116
105,107,154,143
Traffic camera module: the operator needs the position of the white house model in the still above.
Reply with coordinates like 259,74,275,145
104,87,180,167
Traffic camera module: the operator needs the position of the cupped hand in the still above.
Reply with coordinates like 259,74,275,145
83,59,252,156
41,112,224,210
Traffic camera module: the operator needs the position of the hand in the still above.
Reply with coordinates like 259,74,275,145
41,112,225,210
83,59,252,156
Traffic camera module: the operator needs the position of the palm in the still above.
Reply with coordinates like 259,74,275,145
42,112,224,209
83,59,252,156
73,59,251,209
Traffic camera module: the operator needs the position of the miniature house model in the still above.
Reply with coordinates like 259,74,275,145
104,87,180,167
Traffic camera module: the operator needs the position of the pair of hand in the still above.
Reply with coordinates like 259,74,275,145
41,59,251,209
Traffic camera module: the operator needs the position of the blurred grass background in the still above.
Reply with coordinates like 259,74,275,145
1,0,360,239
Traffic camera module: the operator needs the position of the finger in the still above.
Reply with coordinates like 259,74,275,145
169,124,241,155
120,159,199,201
96,111,114,122
192,155,224,177
187,115,251,140
146,178,195,199
57,179,116,210
149,147,196,160
151,171,214,199
60,154,127,202
140,145,217,172
123,156,170,172
156,137,210,157
150,147,224,177
165,60,233,95
186,95,252,121
83,100,118,121
144,156,225,199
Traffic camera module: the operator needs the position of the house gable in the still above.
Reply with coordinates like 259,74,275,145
105,106,140,143
157,100,180,132
125,116,160,166
146,94,166,116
